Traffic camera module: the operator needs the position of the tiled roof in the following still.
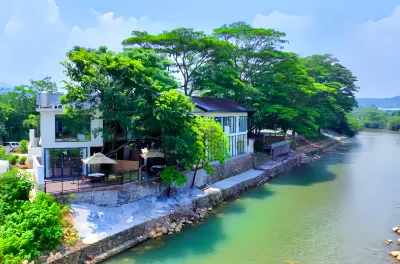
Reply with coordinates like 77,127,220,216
191,97,254,113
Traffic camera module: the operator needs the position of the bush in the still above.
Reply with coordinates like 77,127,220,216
8,155,18,165
0,170,63,263
0,146,7,160
19,140,28,154
18,156,27,165
254,139,264,153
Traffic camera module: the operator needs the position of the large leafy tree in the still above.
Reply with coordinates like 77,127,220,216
30,76,59,94
122,28,231,96
61,46,177,153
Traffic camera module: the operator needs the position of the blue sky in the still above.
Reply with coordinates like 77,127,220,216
1,0,400,98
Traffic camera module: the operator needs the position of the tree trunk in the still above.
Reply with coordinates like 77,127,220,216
191,159,201,188
292,130,296,140
167,184,172,197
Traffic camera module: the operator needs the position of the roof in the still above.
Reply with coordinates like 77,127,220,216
191,97,254,113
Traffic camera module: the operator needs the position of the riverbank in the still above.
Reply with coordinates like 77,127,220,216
45,139,339,264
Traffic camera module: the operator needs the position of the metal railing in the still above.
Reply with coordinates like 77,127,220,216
44,169,141,195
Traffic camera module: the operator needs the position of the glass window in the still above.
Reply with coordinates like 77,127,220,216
239,116,247,132
55,115,91,142
45,148,87,178
237,134,247,154
223,117,236,134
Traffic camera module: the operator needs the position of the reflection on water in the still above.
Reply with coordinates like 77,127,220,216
104,131,400,264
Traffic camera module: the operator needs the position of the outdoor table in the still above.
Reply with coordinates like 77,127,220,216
87,173,105,183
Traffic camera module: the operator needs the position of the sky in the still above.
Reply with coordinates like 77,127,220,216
1,0,400,98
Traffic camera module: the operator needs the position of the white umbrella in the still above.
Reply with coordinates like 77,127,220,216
140,148,165,158
82,152,117,165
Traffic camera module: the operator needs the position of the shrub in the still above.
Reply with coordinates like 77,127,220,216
254,139,264,153
0,146,7,160
18,156,27,165
9,155,18,165
19,140,28,154
0,170,63,263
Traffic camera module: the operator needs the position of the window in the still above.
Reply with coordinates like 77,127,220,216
239,116,247,132
237,134,247,154
45,148,87,178
55,115,91,142
214,117,222,126
223,116,236,134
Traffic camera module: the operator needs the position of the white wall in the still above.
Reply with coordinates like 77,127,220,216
28,147,41,160
39,109,103,150
193,111,249,156
0,160,9,175
33,156,44,186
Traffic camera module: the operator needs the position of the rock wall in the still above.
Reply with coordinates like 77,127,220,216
56,154,254,207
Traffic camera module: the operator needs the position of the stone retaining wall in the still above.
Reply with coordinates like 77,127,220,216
47,141,339,264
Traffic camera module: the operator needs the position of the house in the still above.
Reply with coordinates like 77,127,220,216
30,93,255,190
31,93,103,188
191,97,254,156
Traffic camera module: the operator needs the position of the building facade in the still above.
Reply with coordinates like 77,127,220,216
191,97,253,157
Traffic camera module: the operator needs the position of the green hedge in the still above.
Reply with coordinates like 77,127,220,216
18,156,27,165
0,170,63,264
19,140,28,154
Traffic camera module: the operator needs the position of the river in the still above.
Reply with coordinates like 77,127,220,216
104,130,400,264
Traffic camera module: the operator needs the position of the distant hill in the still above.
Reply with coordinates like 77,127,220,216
357,96,400,108
0,83,13,94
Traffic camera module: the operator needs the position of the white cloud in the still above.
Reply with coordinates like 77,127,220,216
334,5,400,97
0,1,166,86
67,10,165,51
3,20,23,35
252,11,315,55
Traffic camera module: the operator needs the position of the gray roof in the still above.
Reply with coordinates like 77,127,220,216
191,97,254,113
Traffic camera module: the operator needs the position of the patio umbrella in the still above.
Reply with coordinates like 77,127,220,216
140,148,165,159
82,152,117,165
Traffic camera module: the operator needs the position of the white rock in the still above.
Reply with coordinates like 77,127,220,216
175,227,181,232
397,254,400,261
168,232,173,235
187,221,193,224
155,227,162,233
177,223,183,229
391,251,400,257
161,227,168,234
208,207,213,211
393,227,399,232
386,239,393,245
170,222,177,229
156,232,163,237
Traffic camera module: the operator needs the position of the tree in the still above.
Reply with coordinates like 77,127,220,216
387,116,400,130
190,117,230,188
122,28,231,96
160,166,188,196
61,46,176,153
30,76,59,94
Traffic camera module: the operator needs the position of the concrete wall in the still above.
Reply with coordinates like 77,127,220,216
0,160,9,174
33,156,44,187
56,153,254,206
39,109,103,150
116,160,139,170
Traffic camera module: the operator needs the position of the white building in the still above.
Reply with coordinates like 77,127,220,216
191,97,254,156
31,94,254,188
31,93,103,187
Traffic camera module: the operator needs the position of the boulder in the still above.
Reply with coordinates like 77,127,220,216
22,260,28,264
156,232,163,237
397,254,400,261
386,239,393,245
175,227,181,232
391,251,400,257
168,232,173,235
396,230,400,234
177,223,183,230
170,222,177,229
187,221,193,224
208,207,213,211
155,227,162,233
168,228,175,232
161,227,168,234
393,227,399,232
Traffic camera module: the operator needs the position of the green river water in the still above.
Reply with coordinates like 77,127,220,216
104,130,400,264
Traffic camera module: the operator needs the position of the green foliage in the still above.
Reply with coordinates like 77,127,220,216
387,116,400,130
161,166,188,196
0,147,7,161
19,140,28,154
61,46,176,152
122,28,231,96
0,170,63,263
8,155,17,165
18,156,27,165
345,114,364,134
350,108,388,129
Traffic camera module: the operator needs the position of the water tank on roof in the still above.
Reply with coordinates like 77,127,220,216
40,92,50,108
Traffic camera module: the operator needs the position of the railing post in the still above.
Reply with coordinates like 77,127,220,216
61,179,63,195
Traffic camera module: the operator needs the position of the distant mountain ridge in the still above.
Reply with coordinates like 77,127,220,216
357,96,400,108
0,83,14,94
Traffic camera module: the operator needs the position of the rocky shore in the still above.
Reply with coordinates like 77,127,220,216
44,139,339,264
